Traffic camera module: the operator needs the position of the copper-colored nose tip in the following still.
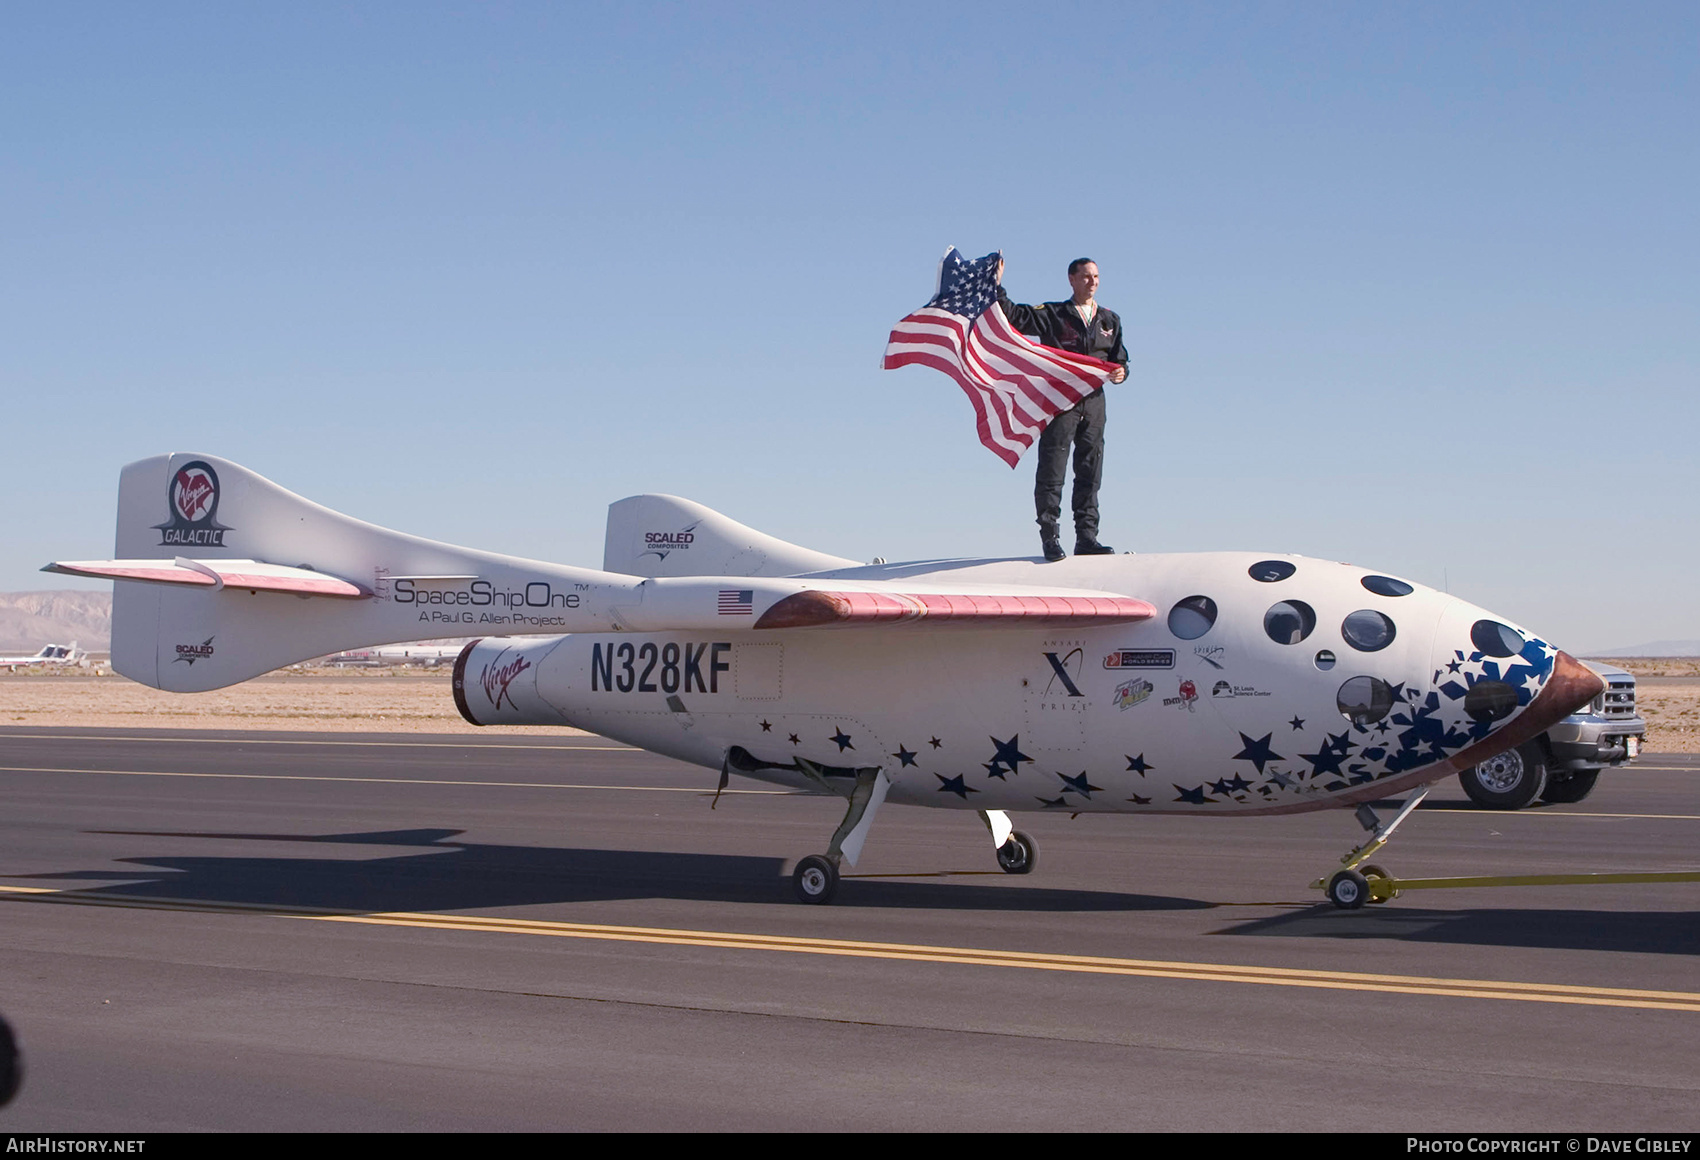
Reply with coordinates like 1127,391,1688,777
1546,650,1605,721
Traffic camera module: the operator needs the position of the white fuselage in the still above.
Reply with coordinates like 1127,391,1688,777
458,551,1562,816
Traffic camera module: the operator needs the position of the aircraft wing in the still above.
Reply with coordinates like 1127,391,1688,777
752,588,1152,628
43,558,369,599
619,577,1154,631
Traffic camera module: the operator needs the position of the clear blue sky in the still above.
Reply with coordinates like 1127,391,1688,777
4,2,1695,652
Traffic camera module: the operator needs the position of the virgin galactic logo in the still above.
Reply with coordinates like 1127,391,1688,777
154,460,231,547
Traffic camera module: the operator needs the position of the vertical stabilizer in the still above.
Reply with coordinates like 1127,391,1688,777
603,494,856,578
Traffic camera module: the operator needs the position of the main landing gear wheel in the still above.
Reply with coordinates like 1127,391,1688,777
1327,869,1369,910
996,831,1038,875
1540,769,1600,804
1459,741,1549,809
792,855,840,905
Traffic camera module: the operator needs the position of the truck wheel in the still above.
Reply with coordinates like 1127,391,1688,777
1540,769,1600,804
1459,741,1549,809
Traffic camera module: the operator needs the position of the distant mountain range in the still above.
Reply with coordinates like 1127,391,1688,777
1583,640,1700,658
0,590,111,652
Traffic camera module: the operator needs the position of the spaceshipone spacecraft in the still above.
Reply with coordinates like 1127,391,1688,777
47,454,1601,907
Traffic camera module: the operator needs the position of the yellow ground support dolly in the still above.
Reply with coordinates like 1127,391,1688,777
1313,784,1700,908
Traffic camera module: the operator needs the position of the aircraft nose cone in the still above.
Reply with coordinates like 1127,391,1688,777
1445,650,1603,775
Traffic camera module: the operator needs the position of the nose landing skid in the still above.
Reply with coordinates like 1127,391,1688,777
1314,784,1431,909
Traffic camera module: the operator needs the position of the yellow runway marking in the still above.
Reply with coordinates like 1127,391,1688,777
4,883,1699,1013
0,733,637,752
1424,808,1700,821
0,765,795,795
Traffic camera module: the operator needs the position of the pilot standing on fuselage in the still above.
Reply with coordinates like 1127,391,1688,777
996,258,1129,562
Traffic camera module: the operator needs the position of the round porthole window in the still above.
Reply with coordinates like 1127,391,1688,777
1342,610,1397,652
1361,575,1414,597
1471,620,1525,658
1168,595,1218,640
1337,676,1395,728
1464,679,1519,723
1249,560,1296,583
1264,600,1316,645
1314,649,1336,671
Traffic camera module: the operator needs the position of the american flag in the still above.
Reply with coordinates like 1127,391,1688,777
883,248,1120,467
718,589,754,615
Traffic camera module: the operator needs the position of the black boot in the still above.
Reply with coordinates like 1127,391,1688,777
1040,532,1065,562
1075,537,1114,555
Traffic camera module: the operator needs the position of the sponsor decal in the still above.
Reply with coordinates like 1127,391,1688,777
1162,678,1199,712
172,636,215,665
1042,649,1086,698
592,641,731,694
1103,648,1174,670
1114,677,1153,710
480,651,531,712
154,460,230,547
640,522,701,562
1212,681,1271,699
1193,646,1225,670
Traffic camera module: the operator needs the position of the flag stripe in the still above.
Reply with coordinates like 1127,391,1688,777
884,267,1119,467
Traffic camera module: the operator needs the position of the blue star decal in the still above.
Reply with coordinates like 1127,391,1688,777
1125,753,1152,775
1128,793,1152,805
934,774,978,798
1174,784,1211,805
1058,771,1103,798
788,733,800,745
982,760,1008,780
759,720,772,732
1232,732,1284,773
1035,794,1071,808
1298,743,1347,777
987,734,1033,776
1210,775,1252,795
929,737,942,748
830,728,854,752
891,745,917,767
1289,716,1305,731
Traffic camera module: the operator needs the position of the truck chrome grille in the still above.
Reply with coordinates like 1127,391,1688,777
1601,680,1636,719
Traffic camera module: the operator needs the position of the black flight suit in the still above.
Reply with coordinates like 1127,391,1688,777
996,288,1129,548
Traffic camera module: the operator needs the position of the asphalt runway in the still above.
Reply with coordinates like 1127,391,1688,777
1,726,1697,1132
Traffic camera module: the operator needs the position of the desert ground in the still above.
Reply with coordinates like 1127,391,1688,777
0,667,578,736
1,660,1695,751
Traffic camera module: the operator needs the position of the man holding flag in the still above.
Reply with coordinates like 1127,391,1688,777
998,257,1128,561
882,249,1128,563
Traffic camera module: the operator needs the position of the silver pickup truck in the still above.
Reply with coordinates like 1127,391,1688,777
1460,660,1646,808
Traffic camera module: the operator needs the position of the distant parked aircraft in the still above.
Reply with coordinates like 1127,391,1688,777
0,642,83,671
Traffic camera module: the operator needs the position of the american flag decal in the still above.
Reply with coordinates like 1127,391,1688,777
718,589,755,615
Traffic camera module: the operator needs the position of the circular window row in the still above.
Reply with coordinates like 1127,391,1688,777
1168,595,1398,653
1248,561,1414,598
1336,676,1520,728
